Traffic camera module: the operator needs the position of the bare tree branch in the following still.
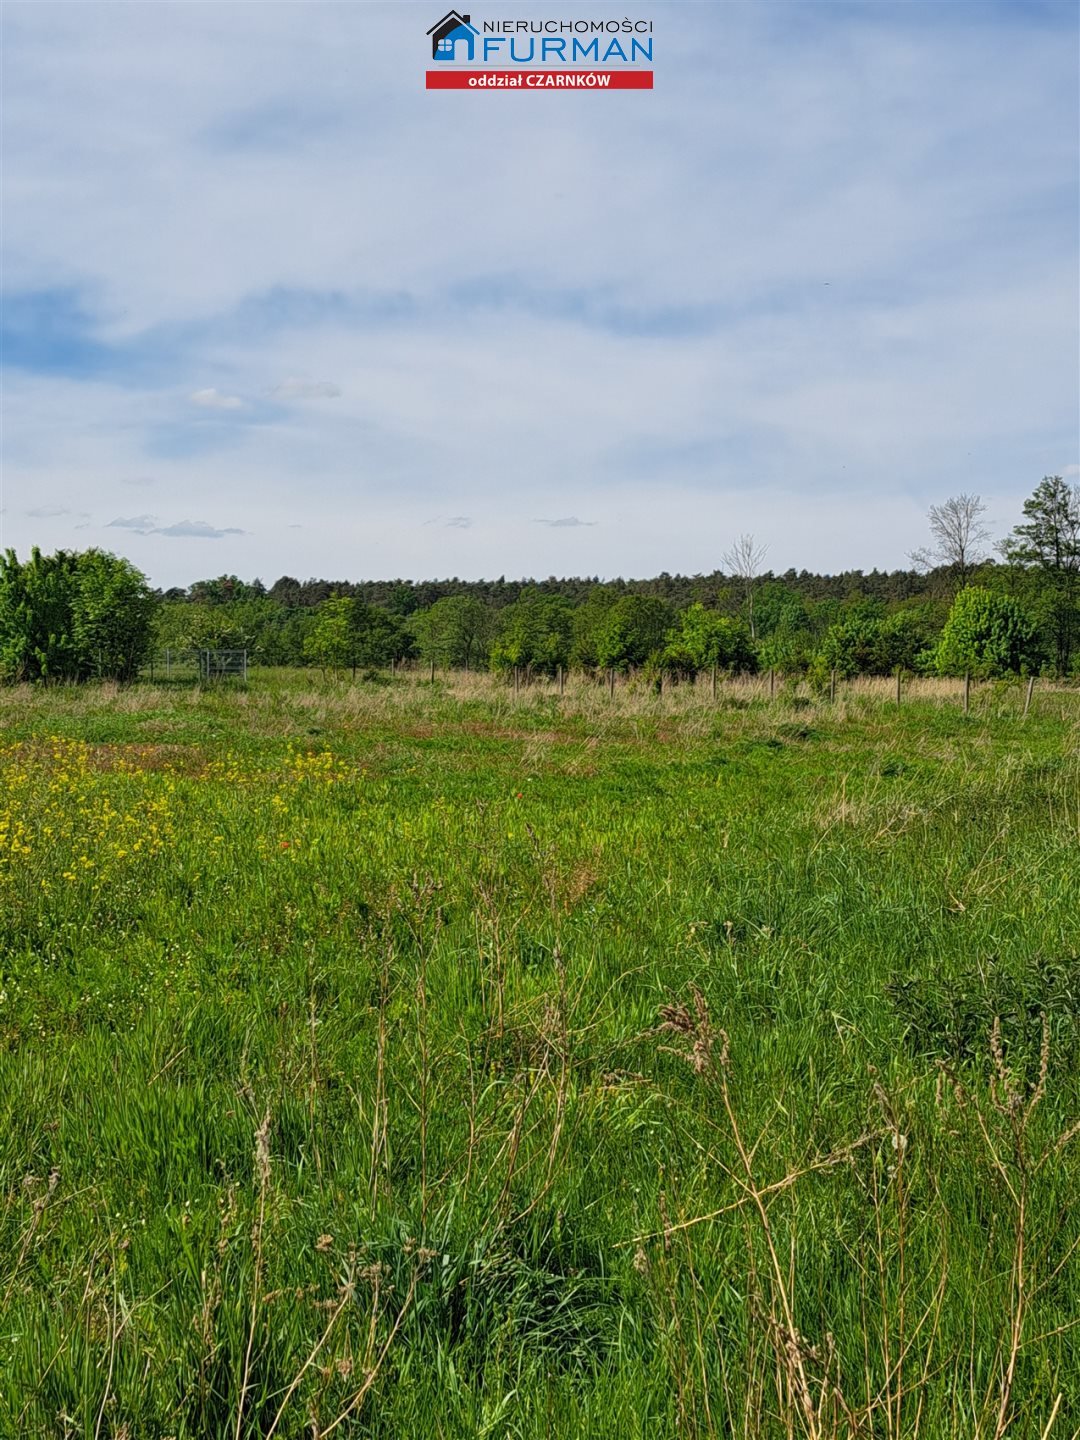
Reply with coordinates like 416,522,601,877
722,534,768,639
909,494,990,589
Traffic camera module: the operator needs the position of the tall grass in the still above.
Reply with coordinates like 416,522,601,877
0,671,1077,1436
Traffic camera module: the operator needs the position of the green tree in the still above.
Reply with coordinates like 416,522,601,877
662,604,755,676
305,596,361,675
0,547,81,682
1000,476,1080,673
0,547,155,683
569,585,621,670
410,596,493,669
934,586,1040,678
490,593,573,676
754,582,811,639
71,550,157,681
594,595,673,673
354,604,407,669
816,615,888,679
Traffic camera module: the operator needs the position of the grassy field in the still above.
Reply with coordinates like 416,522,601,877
1,670,1078,1438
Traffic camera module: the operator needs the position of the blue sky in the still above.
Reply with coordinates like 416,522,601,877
2,0,1077,588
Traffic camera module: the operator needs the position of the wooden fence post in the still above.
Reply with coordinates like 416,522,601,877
895,669,902,707
558,665,564,696
770,668,776,701
608,668,615,699
963,673,970,715
1023,674,1035,718
429,659,435,684
711,664,717,700
829,669,835,703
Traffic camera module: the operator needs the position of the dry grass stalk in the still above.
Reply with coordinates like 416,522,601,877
234,1107,272,1440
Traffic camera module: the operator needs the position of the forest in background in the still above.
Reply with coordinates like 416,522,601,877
3,479,1079,682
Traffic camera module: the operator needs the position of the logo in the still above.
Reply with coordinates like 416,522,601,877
425,11,654,90
428,11,479,62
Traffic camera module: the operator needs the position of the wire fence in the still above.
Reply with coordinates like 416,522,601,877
145,649,248,681
137,654,1077,718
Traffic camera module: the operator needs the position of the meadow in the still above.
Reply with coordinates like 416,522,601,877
1,669,1078,1438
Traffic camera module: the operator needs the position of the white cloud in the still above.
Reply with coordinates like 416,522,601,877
107,514,157,532
155,519,245,539
536,517,597,528
190,388,244,410
271,377,342,400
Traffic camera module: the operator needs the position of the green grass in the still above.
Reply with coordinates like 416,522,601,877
1,671,1078,1438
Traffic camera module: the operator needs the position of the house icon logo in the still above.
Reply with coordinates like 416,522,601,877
428,10,479,61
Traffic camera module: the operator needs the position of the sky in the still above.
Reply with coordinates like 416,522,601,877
2,0,1077,590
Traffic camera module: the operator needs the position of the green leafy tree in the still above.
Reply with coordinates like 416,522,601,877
816,616,888,678
934,586,1040,678
354,604,407,669
814,607,938,680
491,593,574,676
662,604,755,676
410,596,494,669
756,624,815,674
71,550,157,681
754,583,811,639
0,547,155,683
877,606,942,674
594,595,673,673
1000,476,1080,673
274,609,318,667
305,596,408,676
753,584,818,672
0,547,81,682
305,596,361,674
569,584,621,670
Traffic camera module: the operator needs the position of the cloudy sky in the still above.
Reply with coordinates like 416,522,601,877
2,1,1077,590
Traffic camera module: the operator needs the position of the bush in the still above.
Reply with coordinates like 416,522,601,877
814,607,940,680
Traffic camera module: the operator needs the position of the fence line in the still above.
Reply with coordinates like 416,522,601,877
137,656,1076,717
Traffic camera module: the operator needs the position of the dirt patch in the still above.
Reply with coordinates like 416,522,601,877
84,743,209,775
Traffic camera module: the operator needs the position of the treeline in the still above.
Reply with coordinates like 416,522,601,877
157,581,1048,684
171,564,937,615
3,477,1078,683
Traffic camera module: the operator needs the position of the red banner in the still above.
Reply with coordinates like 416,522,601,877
426,69,653,90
